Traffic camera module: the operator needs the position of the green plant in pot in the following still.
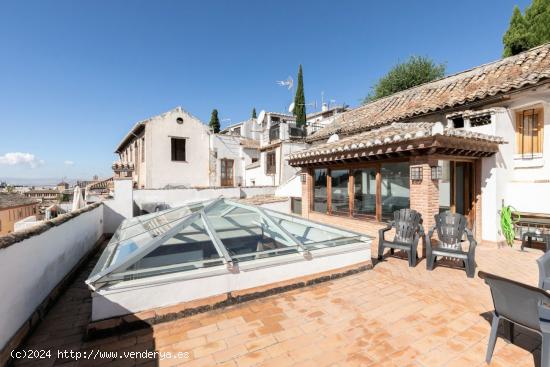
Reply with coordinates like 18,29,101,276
500,204,520,246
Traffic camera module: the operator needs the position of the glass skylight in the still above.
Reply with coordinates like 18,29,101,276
86,198,369,290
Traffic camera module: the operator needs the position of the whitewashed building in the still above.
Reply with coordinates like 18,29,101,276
288,43,550,245
114,107,258,189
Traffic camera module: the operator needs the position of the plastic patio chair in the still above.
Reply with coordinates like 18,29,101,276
377,209,424,267
479,271,550,367
426,211,477,277
537,250,550,291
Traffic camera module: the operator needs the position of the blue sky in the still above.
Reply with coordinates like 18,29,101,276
0,0,531,182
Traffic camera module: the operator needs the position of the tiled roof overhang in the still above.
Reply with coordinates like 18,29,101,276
307,43,550,142
288,122,505,166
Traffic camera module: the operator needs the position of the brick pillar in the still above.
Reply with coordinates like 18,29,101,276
301,168,312,219
409,157,439,256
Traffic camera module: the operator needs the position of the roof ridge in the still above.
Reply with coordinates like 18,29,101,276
360,42,550,108
307,42,550,142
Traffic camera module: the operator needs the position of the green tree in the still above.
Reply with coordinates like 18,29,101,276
209,109,220,133
293,64,306,127
503,6,531,56
503,0,550,57
363,56,445,103
251,108,257,119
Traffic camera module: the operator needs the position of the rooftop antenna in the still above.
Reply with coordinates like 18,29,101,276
276,76,293,91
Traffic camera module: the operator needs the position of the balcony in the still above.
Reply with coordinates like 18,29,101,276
289,125,306,139
268,123,305,143
269,124,280,142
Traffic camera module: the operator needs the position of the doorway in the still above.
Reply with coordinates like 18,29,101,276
439,160,476,229
220,159,234,187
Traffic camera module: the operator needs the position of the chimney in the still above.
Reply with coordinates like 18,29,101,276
321,103,328,112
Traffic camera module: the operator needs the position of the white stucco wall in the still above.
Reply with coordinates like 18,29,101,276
504,92,550,214
469,88,550,242
91,243,371,320
0,205,104,350
133,186,278,212
103,179,134,233
146,109,211,188
275,174,302,198
212,135,244,186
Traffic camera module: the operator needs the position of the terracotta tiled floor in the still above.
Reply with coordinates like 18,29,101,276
13,241,544,367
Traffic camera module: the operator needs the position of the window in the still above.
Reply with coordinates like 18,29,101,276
310,163,411,221
266,151,276,174
470,114,491,127
312,169,327,213
331,170,349,215
516,108,543,158
291,197,302,215
452,117,464,129
251,158,258,163
220,159,234,187
171,138,186,161
233,127,241,136
381,162,410,219
353,168,377,217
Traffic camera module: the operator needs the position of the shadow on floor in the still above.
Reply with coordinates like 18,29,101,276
12,242,160,367
480,311,541,367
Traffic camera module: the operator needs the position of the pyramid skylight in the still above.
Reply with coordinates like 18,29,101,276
86,198,370,290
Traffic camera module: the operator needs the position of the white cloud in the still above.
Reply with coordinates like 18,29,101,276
64,160,75,166
0,152,44,168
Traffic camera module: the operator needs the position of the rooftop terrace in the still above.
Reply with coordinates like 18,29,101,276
13,239,542,367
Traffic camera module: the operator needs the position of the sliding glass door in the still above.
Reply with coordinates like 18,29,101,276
331,170,349,216
353,168,377,217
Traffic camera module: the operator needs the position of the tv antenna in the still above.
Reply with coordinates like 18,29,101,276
276,76,294,91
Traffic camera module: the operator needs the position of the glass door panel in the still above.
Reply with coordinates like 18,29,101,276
353,168,376,217
331,170,349,215
313,169,328,212
381,162,410,219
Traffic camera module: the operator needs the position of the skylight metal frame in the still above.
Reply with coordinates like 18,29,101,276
87,198,370,291
86,198,223,289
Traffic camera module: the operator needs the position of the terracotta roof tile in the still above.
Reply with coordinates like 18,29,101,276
290,122,505,160
307,43,550,142
0,193,39,210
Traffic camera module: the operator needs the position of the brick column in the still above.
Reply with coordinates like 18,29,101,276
301,168,312,219
409,157,439,256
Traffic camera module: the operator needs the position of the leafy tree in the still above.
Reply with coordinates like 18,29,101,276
293,64,306,127
503,6,531,56
503,0,550,57
363,56,445,103
209,109,220,133
251,108,257,119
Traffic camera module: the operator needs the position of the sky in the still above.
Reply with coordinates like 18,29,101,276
0,0,531,183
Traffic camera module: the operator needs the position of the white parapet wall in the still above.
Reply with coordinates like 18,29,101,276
91,243,371,321
103,179,134,234
0,204,104,351
133,186,277,212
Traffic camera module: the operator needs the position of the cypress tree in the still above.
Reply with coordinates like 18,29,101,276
525,0,550,49
503,6,530,57
503,0,550,57
252,108,257,119
209,109,220,133
293,64,306,128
